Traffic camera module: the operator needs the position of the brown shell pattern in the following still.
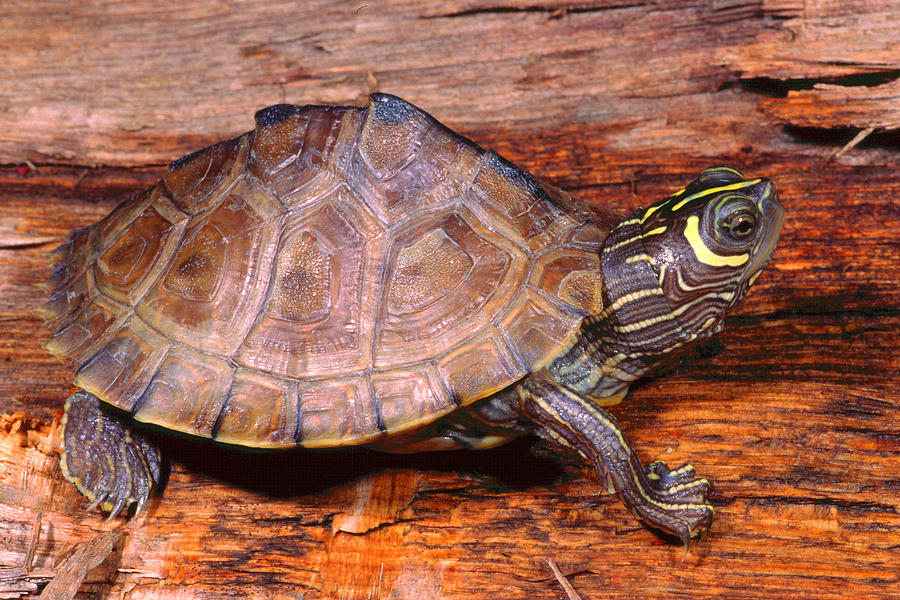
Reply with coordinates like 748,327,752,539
41,94,609,448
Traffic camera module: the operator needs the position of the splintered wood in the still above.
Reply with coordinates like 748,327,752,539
1,1,898,599
762,80,900,131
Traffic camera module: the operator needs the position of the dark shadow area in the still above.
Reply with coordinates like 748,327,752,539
783,126,900,151
129,424,566,500
734,289,898,322
722,71,900,97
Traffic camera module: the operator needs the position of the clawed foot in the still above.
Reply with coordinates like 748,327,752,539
636,460,714,548
518,376,715,551
61,391,161,518
646,460,711,503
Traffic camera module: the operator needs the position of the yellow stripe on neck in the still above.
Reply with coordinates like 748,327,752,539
683,216,748,267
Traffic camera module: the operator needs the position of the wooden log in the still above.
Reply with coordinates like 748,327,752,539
1,1,898,599
761,80,900,131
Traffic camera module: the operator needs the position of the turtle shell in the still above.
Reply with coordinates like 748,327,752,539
41,94,610,448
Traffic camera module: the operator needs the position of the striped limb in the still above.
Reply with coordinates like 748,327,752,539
61,391,162,518
518,374,713,547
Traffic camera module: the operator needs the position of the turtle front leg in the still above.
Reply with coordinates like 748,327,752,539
60,391,162,518
517,374,713,546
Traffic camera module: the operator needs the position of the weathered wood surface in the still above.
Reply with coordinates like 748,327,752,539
1,1,898,599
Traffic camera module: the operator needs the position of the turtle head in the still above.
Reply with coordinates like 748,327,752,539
600,167,783,358
639,166,783,337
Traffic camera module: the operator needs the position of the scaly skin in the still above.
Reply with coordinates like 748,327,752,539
61,391,161,518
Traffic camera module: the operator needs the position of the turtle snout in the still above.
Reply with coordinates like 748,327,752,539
754,179,784,267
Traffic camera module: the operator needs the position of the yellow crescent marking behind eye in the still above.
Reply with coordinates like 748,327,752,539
684,216,749,267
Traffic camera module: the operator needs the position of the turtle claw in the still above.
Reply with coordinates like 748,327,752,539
61,391,161,517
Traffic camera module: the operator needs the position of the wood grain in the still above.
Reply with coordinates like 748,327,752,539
1,1,898,599
761,80,900,130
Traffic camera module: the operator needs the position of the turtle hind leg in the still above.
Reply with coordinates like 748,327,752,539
60,391,162,518
517,373,714,548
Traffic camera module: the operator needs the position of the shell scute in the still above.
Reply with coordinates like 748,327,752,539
132,345,234,438
278,106,363,209
95,190,189,305
249,108,311,197
136,177,282,356
372,364,453,433
42,226,95,294
38,268,95,333
357,93,426,180
498,287,583,371
564,222,610,252
465,152,578,252
436,330,526,404
163,135,250,214
44,295,130,366
214,370,300,447
374,206,527,370
297,376,378,446
74,317,171,413
236,187,381,378
254,104,302,128
529,249,603,316
348,94,483,226
92,187,157,256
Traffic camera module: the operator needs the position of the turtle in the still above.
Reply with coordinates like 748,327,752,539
41,93,783,545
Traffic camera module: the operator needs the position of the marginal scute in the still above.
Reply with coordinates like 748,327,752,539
297,376,378,446
436,330,526,404
373,365,453,433
558,270,604,315
42,226,95,293
529,249,604,315
133,345,234,438
40,268,96,333
565,222,611,252
44,295,130,366
214,370,299,447
163,134,250,214
74,317,171,413
137,177,282,355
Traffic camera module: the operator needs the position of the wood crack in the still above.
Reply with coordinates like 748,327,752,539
419,2,641,20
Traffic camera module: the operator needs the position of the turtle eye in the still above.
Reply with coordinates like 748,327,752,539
723,211,756,240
